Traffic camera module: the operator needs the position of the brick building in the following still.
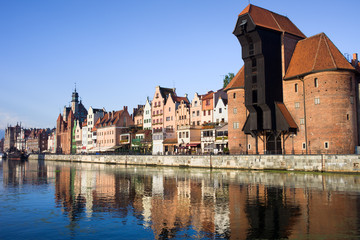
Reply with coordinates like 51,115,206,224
56,88,87,154
26,129,49,153
94,106,134,152
227,4,360,154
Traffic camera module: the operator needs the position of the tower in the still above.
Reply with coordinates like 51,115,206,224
233,5,302,153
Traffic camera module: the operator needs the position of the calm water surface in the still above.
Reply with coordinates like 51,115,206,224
0,159,360,239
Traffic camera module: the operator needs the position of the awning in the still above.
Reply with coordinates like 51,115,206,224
204,143,215,150
88,146,114,152
187,143,200,147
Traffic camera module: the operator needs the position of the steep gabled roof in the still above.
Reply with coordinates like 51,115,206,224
239,4,306,38
224,66,245,91
173,96,189,104
159,87,176,99
202,91,214,100
284,33,355,80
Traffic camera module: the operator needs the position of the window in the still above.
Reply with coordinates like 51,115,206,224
300,118,304,125
347,114,350,120
295,83,298,93
233,93,236,99
295,102,300,109
197,110,200,116
194,101,198,106
302,142,306,150
315,97,320,105
249,42,254,55
248,144,251,150
204,110,206,116
206,100,210,106
252,75,257,83
169,107,171,112
233,108,237,114
208,110,211,115
252,58,256,67
314,78,318,88
186,132,189,138
197,121,200,125
252,90,257,103
166,117,170,121
233,122,239,129
156,110,159,115
192,111,195,117
324,142,329,149
219,108,222,113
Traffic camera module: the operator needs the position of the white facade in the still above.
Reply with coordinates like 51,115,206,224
213,97,228,123
47,130,56,153
82,125,88,153
75,120,82,153
143,97,152,130
152,131,164,155
201,128,216,153
86,106,105,150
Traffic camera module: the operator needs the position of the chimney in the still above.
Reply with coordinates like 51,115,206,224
353,53,358,62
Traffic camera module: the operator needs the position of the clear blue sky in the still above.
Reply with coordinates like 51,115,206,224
0,0,359,130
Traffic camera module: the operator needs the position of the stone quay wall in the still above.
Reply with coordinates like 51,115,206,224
28,154,360,173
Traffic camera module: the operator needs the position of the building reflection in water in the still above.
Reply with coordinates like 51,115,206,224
2,160,360,239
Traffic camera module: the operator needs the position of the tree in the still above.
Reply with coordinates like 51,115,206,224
223,73,235,88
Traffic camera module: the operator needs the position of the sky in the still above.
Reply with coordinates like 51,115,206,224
0,0,359,131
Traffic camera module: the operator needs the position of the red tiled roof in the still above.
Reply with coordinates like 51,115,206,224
276,102,298,129
173,96,189,104
94,110,124,129
202,91,214,100
224,66,245,91
239,4,306,38
284,33,355,80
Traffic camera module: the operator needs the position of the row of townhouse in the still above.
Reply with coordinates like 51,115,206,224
52,84,230,155
150,86,229,155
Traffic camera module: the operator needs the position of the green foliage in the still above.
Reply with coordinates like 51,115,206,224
223,73,235,88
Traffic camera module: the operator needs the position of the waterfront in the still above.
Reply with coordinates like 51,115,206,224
1,159,360,239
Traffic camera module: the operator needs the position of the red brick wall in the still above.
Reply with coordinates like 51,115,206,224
227,88,247,154
283,71,358,154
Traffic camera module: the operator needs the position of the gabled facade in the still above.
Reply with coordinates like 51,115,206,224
133,105,145,127
213,89,228,124
151,86,176,155
190,93,202,127
143,97,152,130
86,106,106,150
201,91,214,124
74,119,82,153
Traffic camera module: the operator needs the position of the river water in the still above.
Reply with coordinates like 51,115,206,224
0,159,360,239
